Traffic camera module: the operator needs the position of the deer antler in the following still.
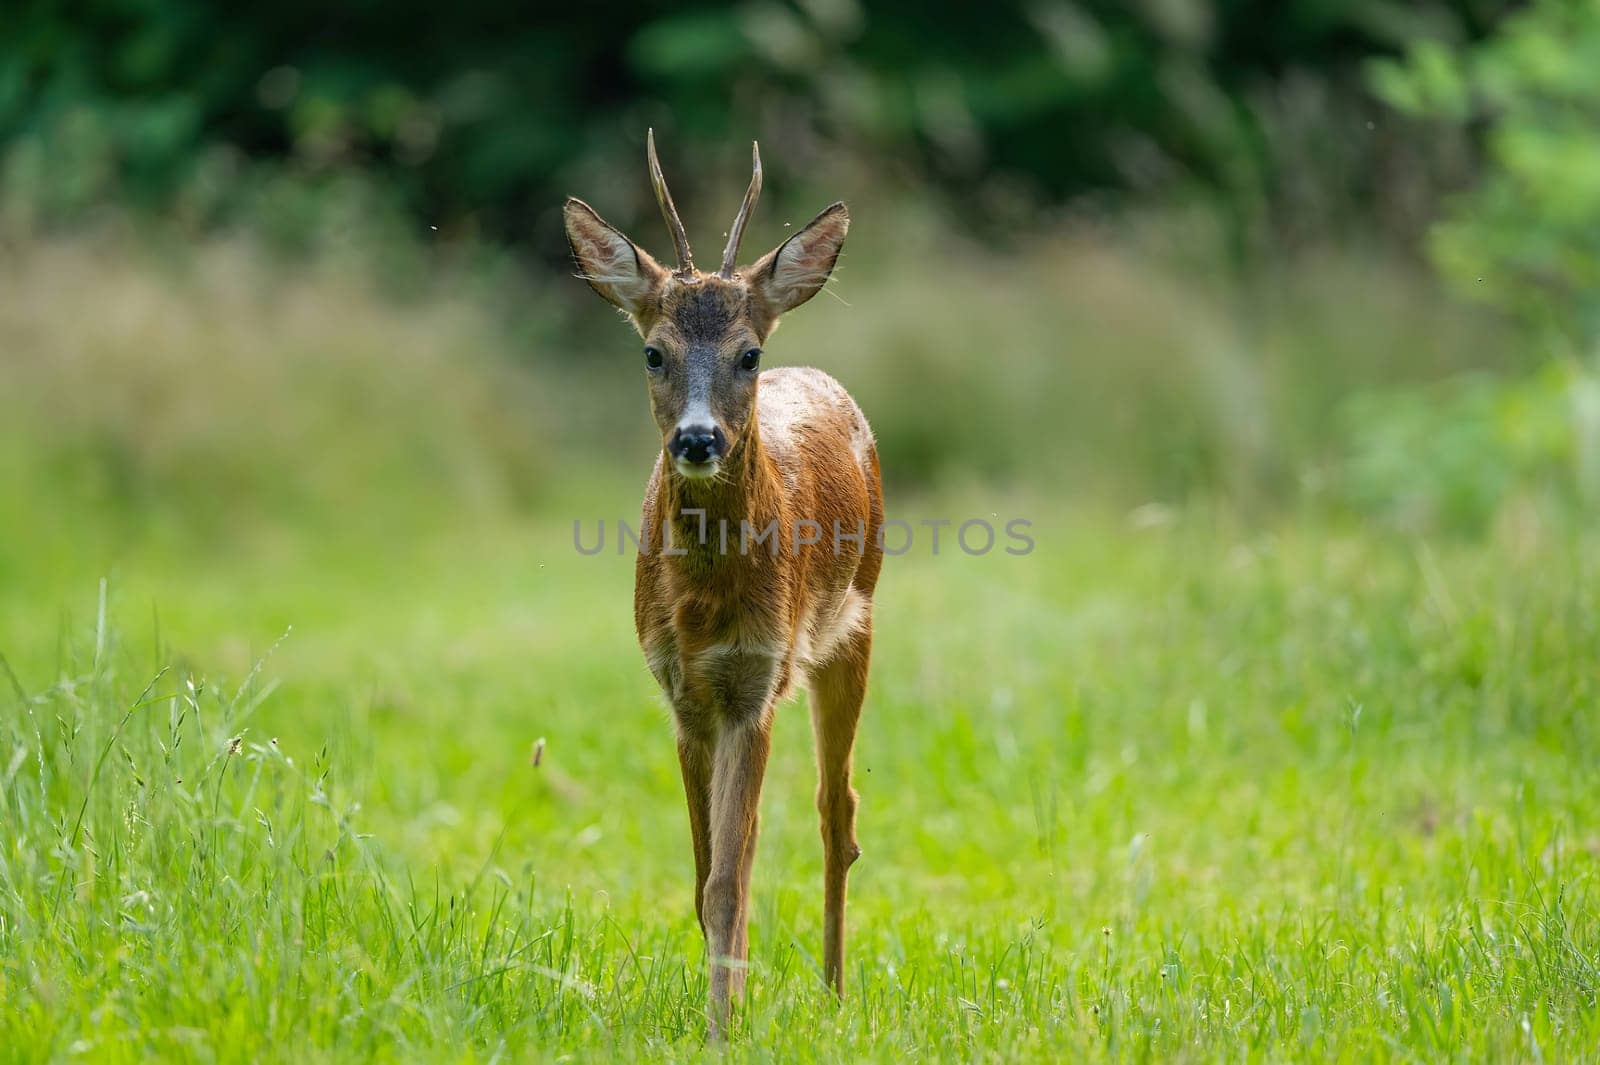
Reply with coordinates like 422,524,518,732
647,128,695,277
719,142,762,279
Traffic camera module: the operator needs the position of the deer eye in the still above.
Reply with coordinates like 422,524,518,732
644,346,664,371
739,348,762,371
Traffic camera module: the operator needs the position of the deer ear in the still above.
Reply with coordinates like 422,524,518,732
747,202,848,316
564,197,667,318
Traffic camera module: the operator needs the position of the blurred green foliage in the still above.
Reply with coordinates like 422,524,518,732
1,0,1513,249
0,220,1523,567
1372,0,1600,348
1337,362,1600,534
1354,0,1600,534
10,0,1598,542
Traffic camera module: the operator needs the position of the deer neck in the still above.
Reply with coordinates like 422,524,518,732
659,419,781,578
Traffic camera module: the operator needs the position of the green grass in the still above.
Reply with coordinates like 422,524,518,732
0,224,1591,1060
3,501,1598,1061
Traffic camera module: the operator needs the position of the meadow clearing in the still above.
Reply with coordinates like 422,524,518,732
2,231,1597,1061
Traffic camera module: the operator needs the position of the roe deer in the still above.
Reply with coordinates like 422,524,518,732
564,131,881,1036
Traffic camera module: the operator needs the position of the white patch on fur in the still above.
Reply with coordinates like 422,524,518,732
683,639,788,680
849,413,874,465
690,641,738,663
798,588,870,673
644,640,687,707
672,456,721,480
757,366,875,481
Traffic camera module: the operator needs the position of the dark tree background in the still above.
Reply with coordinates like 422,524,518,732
2,1,1517,249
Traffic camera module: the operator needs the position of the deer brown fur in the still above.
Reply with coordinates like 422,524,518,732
564,132,881,1037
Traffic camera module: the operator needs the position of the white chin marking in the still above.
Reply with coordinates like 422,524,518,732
674,457,721,480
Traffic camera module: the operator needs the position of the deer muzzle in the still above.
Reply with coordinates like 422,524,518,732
669,423,727,476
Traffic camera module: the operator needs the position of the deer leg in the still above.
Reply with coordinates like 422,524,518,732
703,715,772,1037
809,628,870,996
676,734,713,934
731,807,759,990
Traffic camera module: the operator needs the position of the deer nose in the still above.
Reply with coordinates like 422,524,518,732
670,424,725,465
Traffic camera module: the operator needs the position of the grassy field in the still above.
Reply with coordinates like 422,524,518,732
3,498,1598,1061
1,229,1596,1060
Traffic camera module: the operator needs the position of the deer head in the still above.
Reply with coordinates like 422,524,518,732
564,130,849,480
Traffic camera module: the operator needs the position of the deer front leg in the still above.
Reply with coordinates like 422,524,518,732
676,735,713,933
731,797,760,975
703,713,772,1038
